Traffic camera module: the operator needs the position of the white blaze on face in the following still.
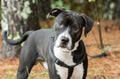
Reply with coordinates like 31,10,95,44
54,27,84,79
54,27,76,66
54,27,82,65
54,27,72,50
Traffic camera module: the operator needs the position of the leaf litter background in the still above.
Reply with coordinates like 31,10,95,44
0,20,120,79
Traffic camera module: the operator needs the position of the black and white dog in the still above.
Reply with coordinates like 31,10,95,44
3,8,94,79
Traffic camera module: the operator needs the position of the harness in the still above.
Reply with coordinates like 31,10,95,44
49,35,86,79
56,55,86,79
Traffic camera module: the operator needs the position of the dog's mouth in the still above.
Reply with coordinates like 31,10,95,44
57,45,70,53
57,43,71,50
59,44,67,48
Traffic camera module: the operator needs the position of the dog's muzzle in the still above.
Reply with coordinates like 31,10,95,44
59,37,69,48
54,28,73,50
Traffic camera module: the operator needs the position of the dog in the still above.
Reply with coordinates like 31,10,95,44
3,8,94,79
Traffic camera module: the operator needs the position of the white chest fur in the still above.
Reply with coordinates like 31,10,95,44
54,47,76,66
53,33,83,79
53,39,80,66
71,63,84,79
55,63,84,79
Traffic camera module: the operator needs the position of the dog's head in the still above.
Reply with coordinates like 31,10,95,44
49,8,94,51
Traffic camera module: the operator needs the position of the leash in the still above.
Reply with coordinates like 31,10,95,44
49,35,86,79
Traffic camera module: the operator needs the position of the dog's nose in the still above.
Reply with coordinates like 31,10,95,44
61,37,69,43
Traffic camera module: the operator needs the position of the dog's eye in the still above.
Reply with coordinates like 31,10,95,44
72,28,79,33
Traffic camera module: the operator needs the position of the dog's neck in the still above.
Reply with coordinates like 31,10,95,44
49,34,86,65
53,39,86,78
53,37,81,64
49,37,86,79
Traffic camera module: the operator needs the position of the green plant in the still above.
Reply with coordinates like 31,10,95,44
51,0,70,9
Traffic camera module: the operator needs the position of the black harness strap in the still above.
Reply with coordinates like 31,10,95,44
56,54,86,79
56,59,74,79
68,67,74,79
49,35,86,79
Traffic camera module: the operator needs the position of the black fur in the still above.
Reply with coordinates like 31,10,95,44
3,8,93,79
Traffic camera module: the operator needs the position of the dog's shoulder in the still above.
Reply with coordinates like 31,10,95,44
72,40,87,63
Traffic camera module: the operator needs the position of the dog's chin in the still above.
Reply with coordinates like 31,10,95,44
57,45,72,51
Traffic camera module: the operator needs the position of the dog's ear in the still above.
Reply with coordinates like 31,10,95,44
81,14,94,37
48,7,65,17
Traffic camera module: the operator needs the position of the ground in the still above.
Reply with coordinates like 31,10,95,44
0,20,120,79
